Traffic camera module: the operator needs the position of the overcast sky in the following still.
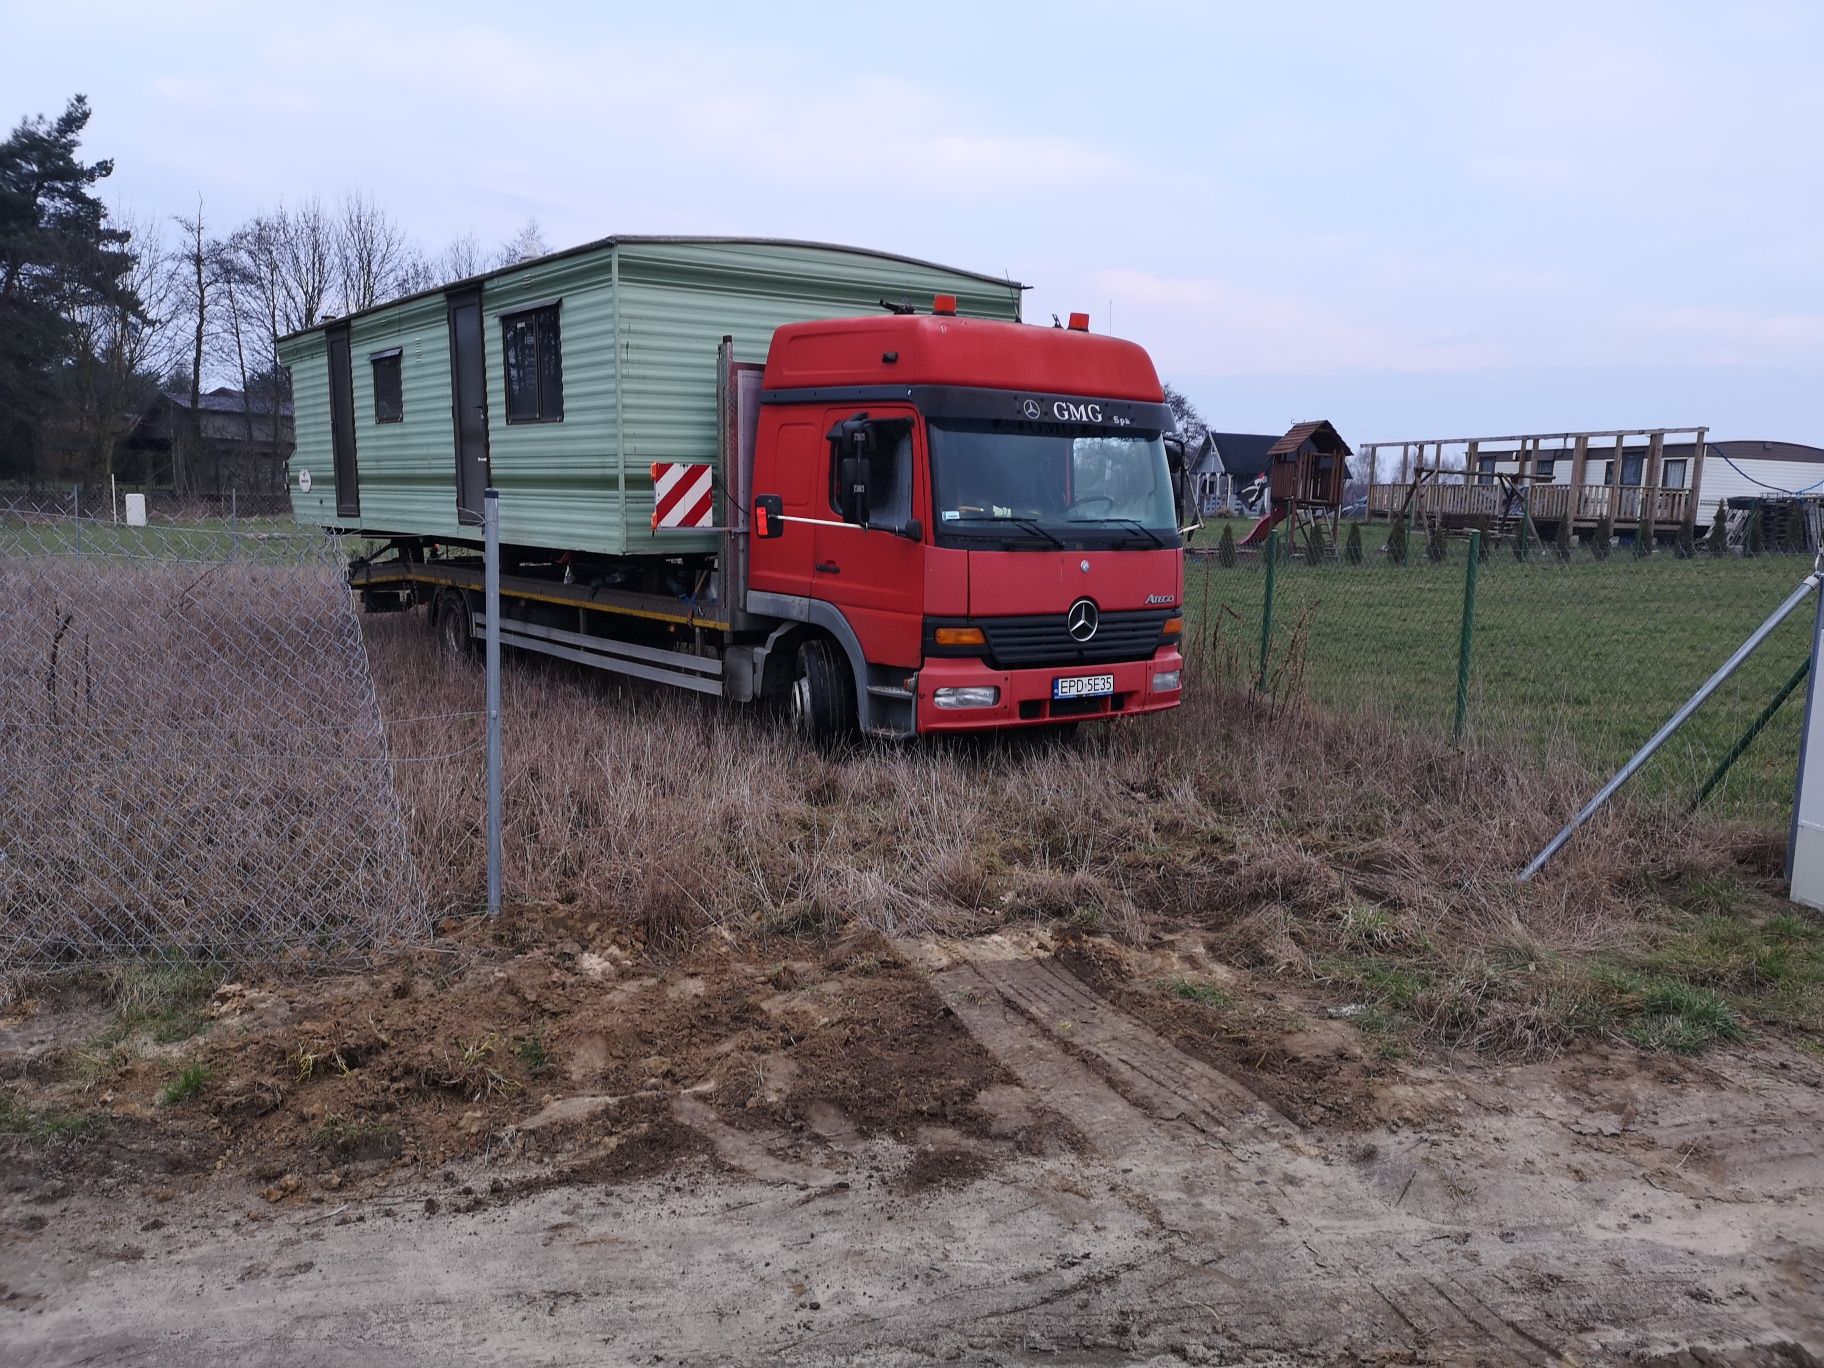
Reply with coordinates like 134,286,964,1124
6,0,1821,444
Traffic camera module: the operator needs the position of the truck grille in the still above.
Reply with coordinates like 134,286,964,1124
979,609,1173,670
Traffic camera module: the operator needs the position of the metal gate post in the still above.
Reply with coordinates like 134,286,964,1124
484,487,503,918
1454,530,1481,742
1788,583,1824,908
1258,530,1279,691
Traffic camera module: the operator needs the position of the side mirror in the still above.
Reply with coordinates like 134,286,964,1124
753,494,784,539
838,455,870,527
897,517,923,542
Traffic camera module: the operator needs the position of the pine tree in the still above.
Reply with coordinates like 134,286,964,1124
1591,516,1613,561
1216,522,1236,568
1344,522,1364,565
0,95,141,479
1706,505,1728,556
1304,523,1328,564
1386,517,1408,567
1674,521,1696,559
1553,516,1573,562
1744,505,1765,557
1426,526,1447,563
1785,502,1808,554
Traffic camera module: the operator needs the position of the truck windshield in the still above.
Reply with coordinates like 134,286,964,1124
927,420,1180,550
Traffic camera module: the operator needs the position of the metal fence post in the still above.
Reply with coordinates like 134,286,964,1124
1453,529,1481,742
72,485,81,555
484,487,503,918
1258,530,1279,691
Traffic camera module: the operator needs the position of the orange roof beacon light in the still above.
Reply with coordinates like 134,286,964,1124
1067,311,1090,332
932,294,958,315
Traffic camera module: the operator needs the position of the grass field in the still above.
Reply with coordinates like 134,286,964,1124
1184,545,1817,821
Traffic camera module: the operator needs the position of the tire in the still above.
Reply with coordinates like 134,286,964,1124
786,637,857,744
431,588,478,662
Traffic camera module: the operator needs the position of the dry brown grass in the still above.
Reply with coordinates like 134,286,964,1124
364,610,1806,1058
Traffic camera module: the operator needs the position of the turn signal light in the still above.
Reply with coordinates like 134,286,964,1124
1162,615,1183,637
932,294,957,315
934,626,986,647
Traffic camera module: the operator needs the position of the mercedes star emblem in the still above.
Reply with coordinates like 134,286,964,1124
1066,598,1100,642
1020,398,1043,420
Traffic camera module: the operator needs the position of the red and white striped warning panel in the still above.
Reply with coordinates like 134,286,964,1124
650,462,716,530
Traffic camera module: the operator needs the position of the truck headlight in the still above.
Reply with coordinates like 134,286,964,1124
1151,670,1181,693
934,686,1000,709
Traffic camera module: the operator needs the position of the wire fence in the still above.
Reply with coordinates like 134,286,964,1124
0,497,430,970
1186,516,1817,825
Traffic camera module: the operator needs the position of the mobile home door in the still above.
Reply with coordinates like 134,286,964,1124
447,287,490,527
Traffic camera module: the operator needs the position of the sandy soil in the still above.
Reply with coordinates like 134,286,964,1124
1,927,1820,1366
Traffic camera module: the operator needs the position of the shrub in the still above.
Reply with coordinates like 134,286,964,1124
1706,505,1728,556
1425,526,1447,563
1674,521,1696,559
1744,505,1765,557
1215,522,1236,568
1591,517,1613,561
1386,518,1408,566
1553,516,1572,562
1343,522,1364,565
1304,524,1328,564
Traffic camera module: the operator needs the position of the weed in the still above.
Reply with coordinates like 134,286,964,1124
158,1061,210,1105
312,1113,399,1158
514,1032,550,1074
0,1093,90,1141
1590,966,1747,1053
1166,978,1232,1009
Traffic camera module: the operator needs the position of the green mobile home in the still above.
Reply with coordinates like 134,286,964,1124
279,237,1023,557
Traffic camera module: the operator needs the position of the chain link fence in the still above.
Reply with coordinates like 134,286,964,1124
0,496,429,970
1186,516,1817,825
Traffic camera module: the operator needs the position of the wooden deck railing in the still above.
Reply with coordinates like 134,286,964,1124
1369,483,1691,526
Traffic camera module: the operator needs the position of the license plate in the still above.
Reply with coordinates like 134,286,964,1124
1053,673,1114,700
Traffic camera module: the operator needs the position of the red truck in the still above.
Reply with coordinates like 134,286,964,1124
326,249,1186,741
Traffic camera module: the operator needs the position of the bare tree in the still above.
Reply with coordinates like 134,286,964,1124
335,191,408,313
169,202,212,494
439,232,485,282
61,209,178,481
276,198,335,328
496,217,550,267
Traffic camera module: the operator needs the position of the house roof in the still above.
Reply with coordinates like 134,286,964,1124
1712,440,1824,466
162,386,294,418
1205,431,1279,481
1268,419,1351,458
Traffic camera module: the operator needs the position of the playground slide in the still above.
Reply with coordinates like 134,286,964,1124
1239,505,1286,547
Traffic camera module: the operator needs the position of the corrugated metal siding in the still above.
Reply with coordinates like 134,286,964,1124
348,295,460,538
280,333,335,524
479,245,620,552
1699,455,1824,509
283,238,1021,555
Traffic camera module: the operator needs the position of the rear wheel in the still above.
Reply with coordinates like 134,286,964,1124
431,587,478,662
786,637,857,744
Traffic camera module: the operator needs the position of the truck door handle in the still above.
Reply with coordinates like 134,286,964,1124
815,560,840,575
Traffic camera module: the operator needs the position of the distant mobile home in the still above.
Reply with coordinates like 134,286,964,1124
278,237,1023,556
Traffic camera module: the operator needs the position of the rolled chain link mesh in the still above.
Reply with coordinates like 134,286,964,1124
0,496,429,969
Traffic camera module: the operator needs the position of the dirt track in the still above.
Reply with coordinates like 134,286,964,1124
2,930,1821,1365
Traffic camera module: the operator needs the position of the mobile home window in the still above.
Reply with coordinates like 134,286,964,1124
1535,459,1557,481
1663,458,1689,489
371,349,403,423
502,304,563,422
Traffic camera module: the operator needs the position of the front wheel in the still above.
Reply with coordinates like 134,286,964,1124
786,637,857,744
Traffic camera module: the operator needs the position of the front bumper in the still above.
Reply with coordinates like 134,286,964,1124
914,648,1184,733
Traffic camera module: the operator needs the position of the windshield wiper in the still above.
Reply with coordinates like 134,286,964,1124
950,515,1064,549
1070,517,1169,548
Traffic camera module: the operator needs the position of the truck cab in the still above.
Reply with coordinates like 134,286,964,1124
744,303,1185,737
